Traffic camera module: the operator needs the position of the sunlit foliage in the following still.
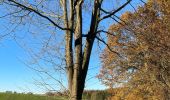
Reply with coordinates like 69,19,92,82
98,0,170,99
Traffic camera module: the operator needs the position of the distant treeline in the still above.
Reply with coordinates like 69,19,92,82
45,89,111,100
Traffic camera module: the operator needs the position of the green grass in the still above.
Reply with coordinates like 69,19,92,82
0,90,109,100
0,92,66,100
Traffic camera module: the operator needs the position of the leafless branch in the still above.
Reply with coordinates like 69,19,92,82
22,60,68,94
0,9,23,18
7,0,72,31
95,35,121,57
95,30,115,36
129,2,137,12
140,0,147,4
99,0,132,21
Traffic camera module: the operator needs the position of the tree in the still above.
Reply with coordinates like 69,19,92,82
0,0,133,99
98,0,170,99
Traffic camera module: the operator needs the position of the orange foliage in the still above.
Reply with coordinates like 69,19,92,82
98,0,170,99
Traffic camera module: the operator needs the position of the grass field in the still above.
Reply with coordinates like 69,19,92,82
0,92,66,100
0,90,108,100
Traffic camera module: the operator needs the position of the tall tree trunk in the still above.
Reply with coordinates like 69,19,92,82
71,0,83,100
62,0,74,98
69,0,102,99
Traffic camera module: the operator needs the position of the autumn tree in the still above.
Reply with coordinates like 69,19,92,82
0,0,134,99
98,0,170,99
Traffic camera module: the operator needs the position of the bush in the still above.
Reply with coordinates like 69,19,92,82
45,92,55,96
83,90,110,100
90,91,109,100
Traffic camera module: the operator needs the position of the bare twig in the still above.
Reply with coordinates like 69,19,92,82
95,35,121,57
99,0,132,21
8,0,72,31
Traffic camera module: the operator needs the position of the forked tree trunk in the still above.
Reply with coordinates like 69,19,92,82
62,0,130,99
2,0,131,100
65,0,102,100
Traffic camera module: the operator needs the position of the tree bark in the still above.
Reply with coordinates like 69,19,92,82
62,0,74,98
71,0,83,100
70,0,102,99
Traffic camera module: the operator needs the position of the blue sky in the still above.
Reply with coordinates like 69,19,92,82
0,0,145,94
0,39,41,93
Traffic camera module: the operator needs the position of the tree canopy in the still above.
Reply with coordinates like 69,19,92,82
98,0,170,99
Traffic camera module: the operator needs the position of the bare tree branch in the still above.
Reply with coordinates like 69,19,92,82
95,35,121,57
0,9,23,18
99,0,132,21
7,0,72,31
140,0,147,4
95,30,116,36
